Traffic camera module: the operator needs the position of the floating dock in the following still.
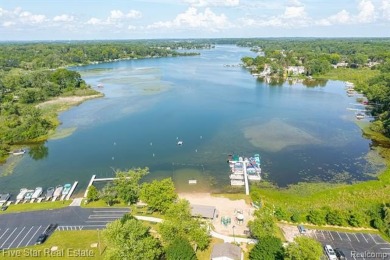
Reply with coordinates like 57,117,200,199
227,154,262,195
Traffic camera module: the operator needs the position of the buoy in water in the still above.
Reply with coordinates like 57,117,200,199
112,157,115,160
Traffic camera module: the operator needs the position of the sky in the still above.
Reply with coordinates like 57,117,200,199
0,0,389,40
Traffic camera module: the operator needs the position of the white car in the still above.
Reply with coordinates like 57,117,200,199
324,245,338,260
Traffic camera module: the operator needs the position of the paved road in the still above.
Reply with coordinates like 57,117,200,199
0,207,130,249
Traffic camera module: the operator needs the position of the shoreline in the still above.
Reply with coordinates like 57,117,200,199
0,92,103,166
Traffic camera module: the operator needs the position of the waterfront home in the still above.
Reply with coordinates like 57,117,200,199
287,66,305,75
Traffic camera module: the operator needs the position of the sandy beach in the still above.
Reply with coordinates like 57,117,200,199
179,193,255,236
36,94,103,109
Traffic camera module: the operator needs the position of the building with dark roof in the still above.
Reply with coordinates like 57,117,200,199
190,204,216,219
210,243,243,260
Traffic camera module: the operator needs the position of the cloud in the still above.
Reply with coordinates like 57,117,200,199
317,0,377,26
147,7,232,31
2,21,15,27
238,0,310,28
19,11,46,24
53,14,74,22
182,0,239,7
86,17,102,25
87,9,142,27
357,0,376,23
316,10,351,26
380,0,390,20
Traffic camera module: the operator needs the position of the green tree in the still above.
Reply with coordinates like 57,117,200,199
87,185,99,202
249,235,284,260
307,209,326,225
113,168,149,205
159,199,210,251
326,210,345,226
140,178,177,213
165,237,197,260
284,236,323,260
103,214,162,260
99,183,117,206
248,208,277,239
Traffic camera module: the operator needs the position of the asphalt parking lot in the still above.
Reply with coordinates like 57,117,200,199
0,207,130,249
308,229,390,259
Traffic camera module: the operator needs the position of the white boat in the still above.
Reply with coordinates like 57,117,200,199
16,188,29,200
356,112,365,120
62,184,72,196
31,187,43,199
45,187,55,198
177,141,183,145
24,190,34,200
11,149,26,155
53,185,63,197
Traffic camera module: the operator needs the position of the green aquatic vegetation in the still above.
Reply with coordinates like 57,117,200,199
49,127,77,140
243,118,321,152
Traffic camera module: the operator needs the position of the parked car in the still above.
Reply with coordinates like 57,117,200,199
297,225,307,234
45,223,58,235
324,245,338,260
334,248,346,260
35,234,48,245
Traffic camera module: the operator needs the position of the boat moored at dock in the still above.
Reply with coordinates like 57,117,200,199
62,184,72,195
227,153,262,186
31,187,43,199
45,187,55,199
53,185,63,197
16,188,29,200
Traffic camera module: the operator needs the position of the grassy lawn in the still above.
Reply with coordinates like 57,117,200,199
0,201,71,215
0,230,106,259
318,67,379,84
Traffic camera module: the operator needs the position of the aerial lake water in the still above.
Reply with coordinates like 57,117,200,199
0,45,385,195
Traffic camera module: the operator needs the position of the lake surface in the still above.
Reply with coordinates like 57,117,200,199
0,45,385,195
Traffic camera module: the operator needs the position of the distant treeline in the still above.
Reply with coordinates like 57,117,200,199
0,41,201,70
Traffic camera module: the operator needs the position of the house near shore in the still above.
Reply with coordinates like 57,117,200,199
211,243,243,260
332,62,348,68
287,66,305,75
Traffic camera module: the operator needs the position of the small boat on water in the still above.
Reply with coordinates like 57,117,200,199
53,185,63,197
177,141,183,146
356,112,365,120
62,184,72,196
45,187,55,199
16,188,29,200
31,187,43,199
11,149,26,155
24,190,35,200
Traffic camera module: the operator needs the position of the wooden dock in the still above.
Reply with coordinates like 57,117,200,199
84,175,96,198
66,181,78,200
